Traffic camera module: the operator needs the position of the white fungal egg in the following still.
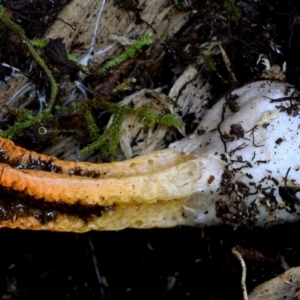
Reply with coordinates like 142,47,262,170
170,80,300,227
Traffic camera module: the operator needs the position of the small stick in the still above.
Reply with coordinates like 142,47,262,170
232,247,249,300
219,42,238,84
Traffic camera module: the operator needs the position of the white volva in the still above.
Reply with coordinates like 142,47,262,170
171,80,300,227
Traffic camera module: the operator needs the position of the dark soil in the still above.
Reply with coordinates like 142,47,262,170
1,224,300,299
1,0,300,299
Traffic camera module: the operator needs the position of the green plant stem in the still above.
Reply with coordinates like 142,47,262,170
0,4,58,111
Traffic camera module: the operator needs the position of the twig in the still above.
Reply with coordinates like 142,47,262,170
232,247,248,300
219,42,238,84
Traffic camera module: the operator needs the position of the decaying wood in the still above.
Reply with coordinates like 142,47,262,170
44,0,188,70
249,267,300,300
0,0,193,160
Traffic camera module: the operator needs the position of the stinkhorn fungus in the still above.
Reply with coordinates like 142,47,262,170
0,80,300,232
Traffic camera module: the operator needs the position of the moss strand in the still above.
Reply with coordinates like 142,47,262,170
0,4,58,111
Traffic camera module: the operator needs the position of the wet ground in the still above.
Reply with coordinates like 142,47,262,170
1,0,300,299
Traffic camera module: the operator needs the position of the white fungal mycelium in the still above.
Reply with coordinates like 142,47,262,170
170,80,300,228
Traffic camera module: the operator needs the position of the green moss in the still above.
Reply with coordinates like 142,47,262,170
0,4,58,111
84,110,100,141
78,100,183,156
30,38,49,48
67,53,91,74
0,107,54,139
98,32,154,74
223,0,242,22
80,106,126,156
199,49,217,72
30,38,90,74
0,9,181,159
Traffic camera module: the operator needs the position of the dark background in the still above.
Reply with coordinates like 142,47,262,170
1,224,300,299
